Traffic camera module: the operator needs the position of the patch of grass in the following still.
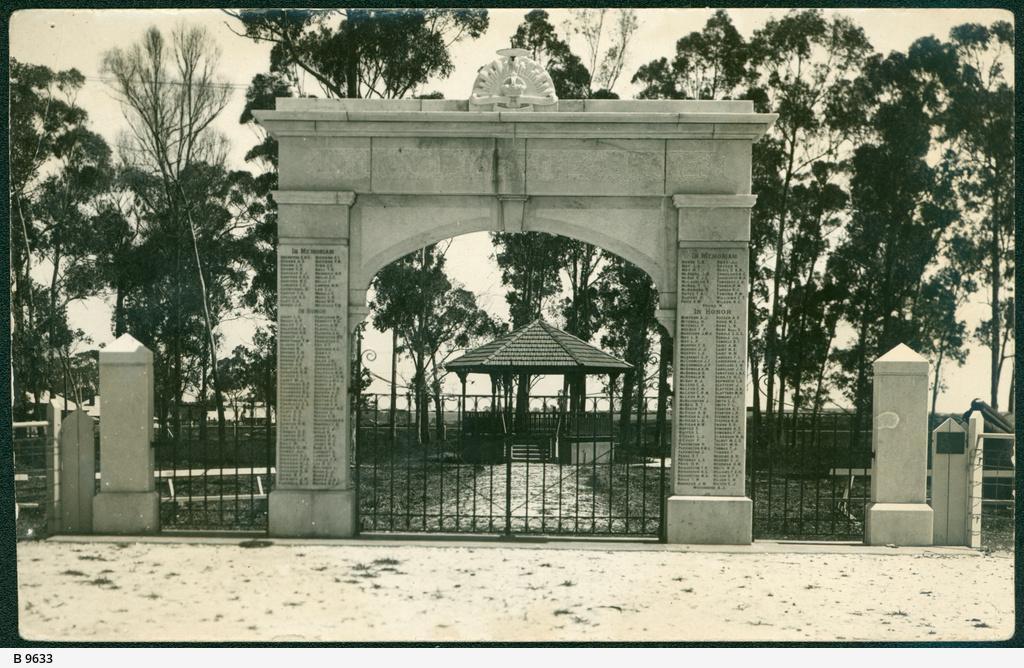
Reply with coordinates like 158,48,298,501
560,580,575,587
239,539,273,549
88,576,118,588
372,558,401,566
553,609,573,616
682,587,695,593
887,610,909,617
60,569,87,577
78,554,109,562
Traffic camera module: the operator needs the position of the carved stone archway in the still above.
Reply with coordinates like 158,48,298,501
256,88,775,543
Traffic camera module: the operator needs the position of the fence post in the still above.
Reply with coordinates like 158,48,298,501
93,334,160,534
930,417,967,545
966,411,984,549
864,344,933,546
44,400,63,536
59,410,96,533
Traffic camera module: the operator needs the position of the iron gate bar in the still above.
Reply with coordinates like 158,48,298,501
372,396,379,530
388,397,395,531
405,399,412,531
845,414,853,536
813,415,821,534
830,416,838,536
248,416,255,529
782,411,789,535
233,422,239,525
186,407,193,525
456,396,461,531
796,410,804,535
541,422,547,533
202,411,209,524
592,396,599,534
218,415,224,526
504,433,512,535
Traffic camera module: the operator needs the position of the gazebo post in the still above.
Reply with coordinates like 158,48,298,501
608,373,617,456
457,372,467,463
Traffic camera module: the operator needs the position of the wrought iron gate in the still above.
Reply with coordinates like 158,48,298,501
354,393,669,538
155,406,274,533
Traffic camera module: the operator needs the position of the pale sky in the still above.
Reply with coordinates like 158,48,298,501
9,7,1015,412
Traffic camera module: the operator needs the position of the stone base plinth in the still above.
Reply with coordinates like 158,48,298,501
92,491,160,534
269,489,357,538
665,495,752,545
865,502,933,546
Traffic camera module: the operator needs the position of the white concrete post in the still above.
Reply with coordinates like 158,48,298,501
966,411,984,549
268,190,357,537
930,417,967,545
93,334,159,534
58,410,96,534
864,344,933,546
44,400,62,535
666,194,757,544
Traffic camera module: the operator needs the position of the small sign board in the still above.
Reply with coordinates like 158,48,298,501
936,431,966,455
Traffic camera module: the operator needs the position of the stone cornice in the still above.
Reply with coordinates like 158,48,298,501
253,108,777,141
673,194,758,209
272,190,356,206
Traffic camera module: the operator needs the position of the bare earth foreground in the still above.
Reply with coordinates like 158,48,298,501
17,537,1015,642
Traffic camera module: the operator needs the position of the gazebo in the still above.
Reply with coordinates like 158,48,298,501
445,319,632,463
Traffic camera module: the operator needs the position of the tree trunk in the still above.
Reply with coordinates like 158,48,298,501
655,331,671,451
413,363,429,445
930,347,946,422
114,284,127,337
182,195,227,445
430,351,445,443
618,370,635,442
515,373,531,432
389,330,398,443
1008,364,1015,411
989,192,1002,410
763,139,798,427
198,352,209,444
809,320,836,431
851,314,872,452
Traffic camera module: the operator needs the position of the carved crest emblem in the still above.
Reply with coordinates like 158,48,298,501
470,48,557,110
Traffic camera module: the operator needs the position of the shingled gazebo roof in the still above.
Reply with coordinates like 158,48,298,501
445,319,632,377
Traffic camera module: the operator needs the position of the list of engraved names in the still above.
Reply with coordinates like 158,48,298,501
277,245,347,488
675,246,747,495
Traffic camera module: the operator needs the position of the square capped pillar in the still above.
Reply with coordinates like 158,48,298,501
93,334,159,534
666,194,756,544
269,190,358,537
865,344,934,546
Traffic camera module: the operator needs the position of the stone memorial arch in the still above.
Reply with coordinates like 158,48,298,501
255,50,776,544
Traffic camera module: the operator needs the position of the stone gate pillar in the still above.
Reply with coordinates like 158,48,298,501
269,190,357,537
666,195,756,544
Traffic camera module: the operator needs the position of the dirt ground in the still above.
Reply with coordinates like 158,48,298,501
16,537,1016,643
